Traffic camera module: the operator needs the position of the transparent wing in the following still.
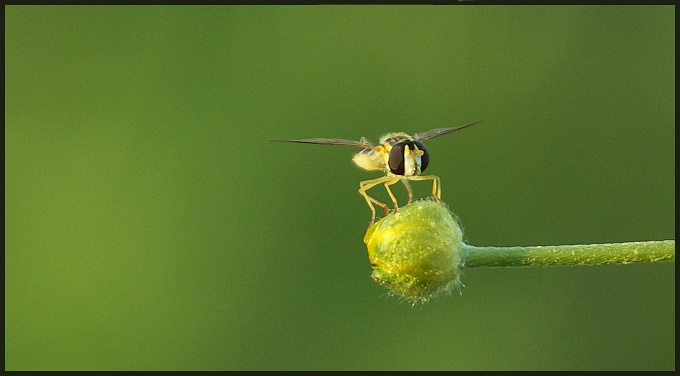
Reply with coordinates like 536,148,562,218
412,120,483,142
269,138,374,149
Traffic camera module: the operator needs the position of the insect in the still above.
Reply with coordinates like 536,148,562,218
271,120,482,226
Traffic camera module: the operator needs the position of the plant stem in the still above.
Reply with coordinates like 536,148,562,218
461,240,675,268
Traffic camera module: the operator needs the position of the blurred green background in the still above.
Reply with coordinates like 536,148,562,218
5,5,674,370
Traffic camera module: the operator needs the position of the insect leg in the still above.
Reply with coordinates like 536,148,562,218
407,175,444,204
400,178,414,205
383,177,402,213
359,176,396,226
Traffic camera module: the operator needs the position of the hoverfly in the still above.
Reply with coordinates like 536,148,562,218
271,120,482,226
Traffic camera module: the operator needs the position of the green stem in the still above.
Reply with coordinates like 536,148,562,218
461,240,675,268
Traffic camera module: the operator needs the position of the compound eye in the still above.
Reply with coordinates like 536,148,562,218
388,141,409,175
414,141,429,172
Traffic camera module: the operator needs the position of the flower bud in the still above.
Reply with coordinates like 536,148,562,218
363,200,464,303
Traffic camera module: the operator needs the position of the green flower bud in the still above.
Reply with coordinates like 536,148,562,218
363,200,465,303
